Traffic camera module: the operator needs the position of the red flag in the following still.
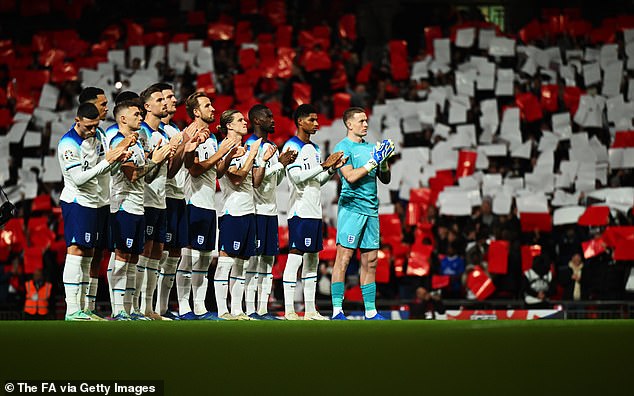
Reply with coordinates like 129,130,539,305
432,275,450,289
521,245,542,272
338,14,357,41
376,249,391,284
541,84,559,113
292,83,311,110
356,62,373,84
333,92,350,119
466,266,496,300
456,150,477,178
520,212,553,233
578,206,610,226
488,240,509,274
602,226,634,260
611,131,634,148
389,40,409,81
406,243,432,276
582,238,607,259
515,92,543,122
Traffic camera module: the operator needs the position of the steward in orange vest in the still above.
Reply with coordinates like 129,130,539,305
24,270,52,318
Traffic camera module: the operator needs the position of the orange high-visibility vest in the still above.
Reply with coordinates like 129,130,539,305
24,280,51,315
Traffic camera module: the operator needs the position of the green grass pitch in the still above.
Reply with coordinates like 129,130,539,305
0,320,632,395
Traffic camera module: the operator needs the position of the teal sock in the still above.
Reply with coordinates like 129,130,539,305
361,283,377,312
331,282,344,309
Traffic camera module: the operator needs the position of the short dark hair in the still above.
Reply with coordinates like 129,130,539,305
114,91,139,105
342,107,366,128
152,82,173,91
78,87,104,104
77,102,100,119
248,104,269,124
185,91,207,119
293,104,317,127
113,100,142,119
139,85,163,105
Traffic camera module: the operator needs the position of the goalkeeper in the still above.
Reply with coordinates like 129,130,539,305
331,107,395,320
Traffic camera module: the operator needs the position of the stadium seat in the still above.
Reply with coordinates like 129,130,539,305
376,249,391,284
23,246,44,274
31,194,52,213
319,237,337,261
406,243,432,276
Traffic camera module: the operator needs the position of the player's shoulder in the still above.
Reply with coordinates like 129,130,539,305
282,135,305,152
109,131,126,146
58,127,82,148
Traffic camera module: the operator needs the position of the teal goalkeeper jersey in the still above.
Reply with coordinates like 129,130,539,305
333,137,379,216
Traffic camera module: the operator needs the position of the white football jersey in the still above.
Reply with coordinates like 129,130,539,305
246,134,284,216
163,122,186,200
58,126,110,208
142,122,169,209
185,135,218,210
95,127,110,208
282,136,324,219
219,147,256,216
109,132,147,215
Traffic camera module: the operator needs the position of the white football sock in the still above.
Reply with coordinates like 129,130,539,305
63,254,83,316
214,256,233,316
141,258,160,314
176,248,192,315
283,253,303,314
107,252,115,313
86,277,98,312
134,255,149,312
111,259,128,314
192,250,212,315
302,253,319,313
78,256,92,310
156,255,179,314
244,256,259,315
257,255,275,315
230,258,246,316
124,260,136,314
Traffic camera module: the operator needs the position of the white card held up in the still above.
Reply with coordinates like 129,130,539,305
583,62,601,87
411,59,430,81
438,191,472,216
553,206,585,224
534,150,555,174
23,131,41,148
107,49,126,68
148,46,166,69
431,141,458,170
478,144,507,157
433,38,451,65
42,156,62,183
552,190,581,207
492,192,512,215
456,28,475,48
38,84,59,110
478,29,495,50
609,147,634,168
504,177,524,191
602,61,623,97
128,45,146,67
525,172,554,193
600,44,619,71
417,101,437,126
455,70,476,97
495,68,514,96
538,131,559,152
448,99,468,124
7,121,27,143
488,37,515,57
511,140,532,159
559,64,576,86
551,112,572,139
456,124,477,147
516,192,549,213
433,123,451,140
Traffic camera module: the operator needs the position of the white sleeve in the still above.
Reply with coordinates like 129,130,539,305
287,165,326,185
66,159,111,186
